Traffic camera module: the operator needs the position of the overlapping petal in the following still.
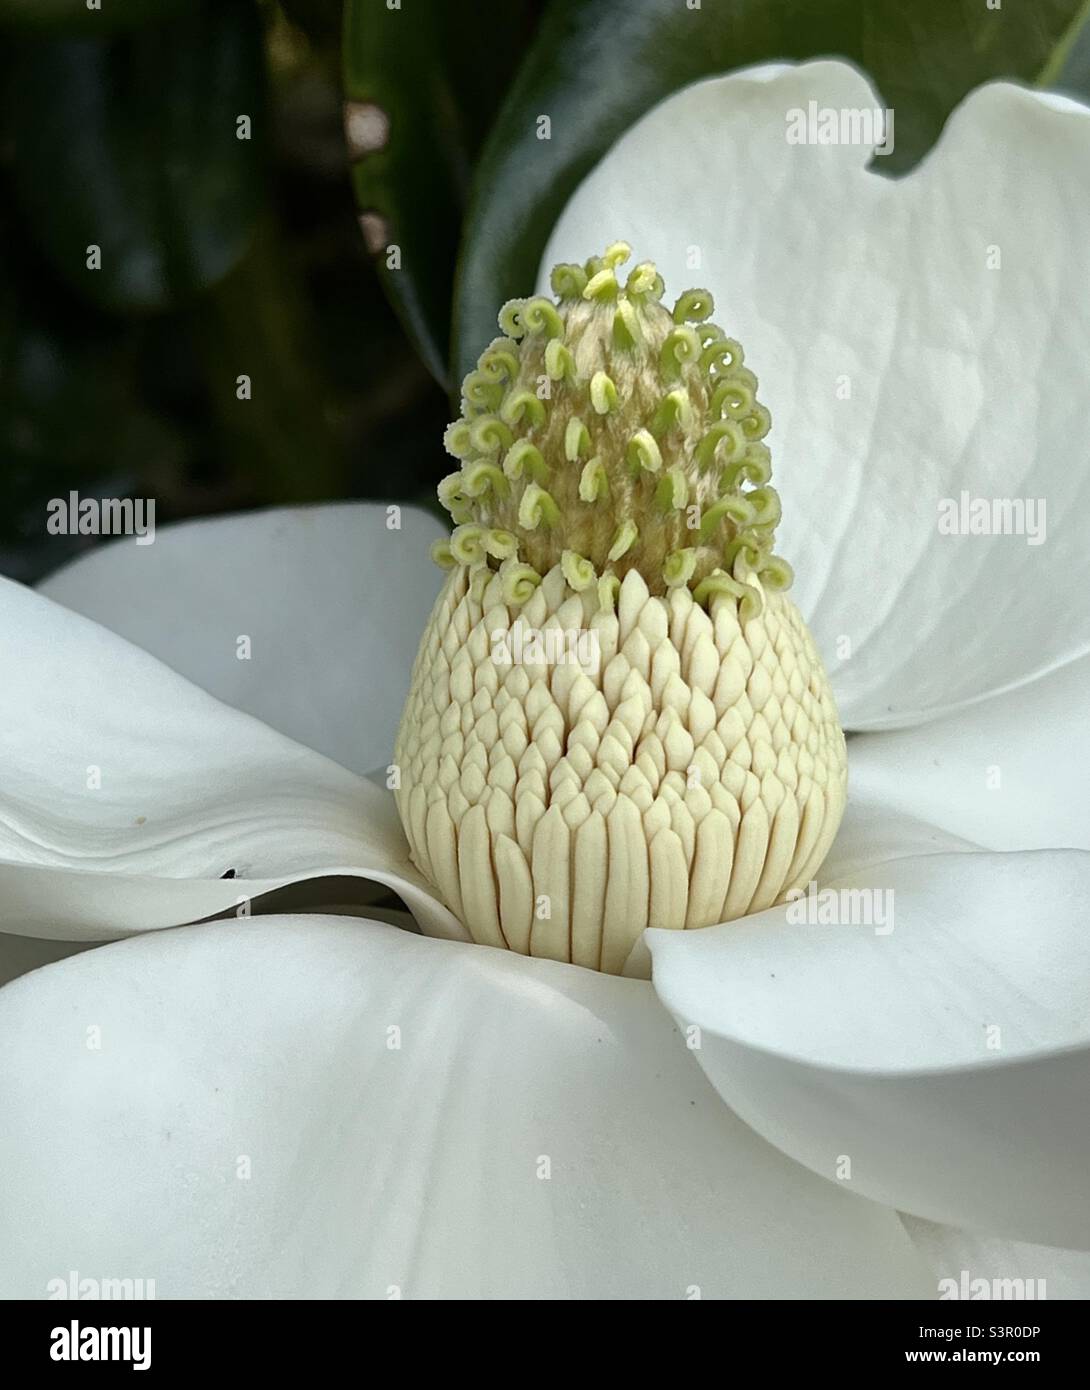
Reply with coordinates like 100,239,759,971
648,848,1090,1248
847,652,1090,852
540,60,1090,730
37,503,447,775
0,575,463,943
0,915,932,1299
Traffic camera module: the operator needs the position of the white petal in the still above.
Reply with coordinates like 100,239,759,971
848,652,1090,852
648,849,1090,1247
617,790,979,977
541,61,1090,729
38,503,446,774
902,1215,1090,1301
0,916,930,1299
0,576,463,942
818,788,980,882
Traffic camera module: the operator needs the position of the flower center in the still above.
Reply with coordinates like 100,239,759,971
435,241,792,618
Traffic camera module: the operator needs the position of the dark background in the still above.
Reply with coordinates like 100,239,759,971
2,0,1087,582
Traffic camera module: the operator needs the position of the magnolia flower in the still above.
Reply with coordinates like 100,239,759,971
1,61,1088,1300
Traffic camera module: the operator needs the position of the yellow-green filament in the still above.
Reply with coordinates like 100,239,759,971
500,561,542,605
579,457,608,502
561,550,597,591
700,338,744,376
590,370,619,415
663,548,698,587
659,325,700,380
503,439,549,483
520,297,564,337
672,288,714,324
497,299,526,338
484,528,518,560
500,390,547,429
597,571,621,612
655,466,689,511
544,339,576,382
699,494,754,541
443,420,472,459
451,524,486,565
741,403,771,441
651,388,694,436
602,241,632,268
550,263,588,300
469,415,513,454
608,519,639,561
612,299,642,349
518,483,560,530
695,420,746,471
477,338,520,383
462,461,509,499
759,555,794,590
626,429,662,475
583,267,619,301
565,416,591,461
626,262,663,299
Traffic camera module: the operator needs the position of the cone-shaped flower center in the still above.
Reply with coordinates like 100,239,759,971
435,241,792,618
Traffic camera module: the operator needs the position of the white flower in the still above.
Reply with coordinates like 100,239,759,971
1,62,1088,1299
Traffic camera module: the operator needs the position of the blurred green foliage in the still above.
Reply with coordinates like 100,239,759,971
0,0,528,579
1,0,1087,581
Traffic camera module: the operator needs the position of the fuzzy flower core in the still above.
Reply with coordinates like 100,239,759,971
435,242,790,617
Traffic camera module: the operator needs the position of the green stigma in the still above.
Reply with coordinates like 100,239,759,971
437,241,792,614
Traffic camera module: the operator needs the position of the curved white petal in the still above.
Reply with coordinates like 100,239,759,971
902,1215,1090,1301
620,790,979,980
38,503,446,775
848,652,1090,852
818,789,980,881
0,576,463,942
540,61,1090,729
648,849,1090,1248
0,916,931,1299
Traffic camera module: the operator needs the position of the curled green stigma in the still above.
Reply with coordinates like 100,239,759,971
435,243,792,613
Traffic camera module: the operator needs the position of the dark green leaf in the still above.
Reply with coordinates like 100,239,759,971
192,219,347,503
8,0,266,311
0,0,186,33
1044,0,1090,93
454,0,1089,380
0,232,180,575
277,0,343,46
342,0,533,389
